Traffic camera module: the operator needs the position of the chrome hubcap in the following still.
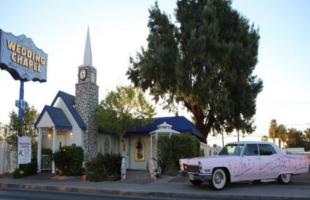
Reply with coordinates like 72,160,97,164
215,173,223,184
282,174,291,182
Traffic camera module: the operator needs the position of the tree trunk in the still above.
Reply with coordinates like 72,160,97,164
273,138,275,144
184,101,214,143
278,139,282,148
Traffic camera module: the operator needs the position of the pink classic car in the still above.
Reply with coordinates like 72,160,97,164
179,141,309,190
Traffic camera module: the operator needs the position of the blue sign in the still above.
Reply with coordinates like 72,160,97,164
15,100,28,110
0,30,48,82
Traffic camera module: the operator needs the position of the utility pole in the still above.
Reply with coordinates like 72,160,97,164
237,130,240,142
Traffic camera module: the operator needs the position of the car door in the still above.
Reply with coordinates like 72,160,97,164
240,144,260,180
258,144,277,179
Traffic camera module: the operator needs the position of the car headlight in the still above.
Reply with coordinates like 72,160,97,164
198,162,202,173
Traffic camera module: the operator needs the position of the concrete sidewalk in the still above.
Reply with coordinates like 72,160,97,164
1,173,310,200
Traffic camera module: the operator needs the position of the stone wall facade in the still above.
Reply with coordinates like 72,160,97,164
76,66,98,161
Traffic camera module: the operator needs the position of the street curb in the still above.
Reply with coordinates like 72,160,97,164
0,183,309,200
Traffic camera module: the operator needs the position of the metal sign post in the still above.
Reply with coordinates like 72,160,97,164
16,80,28,168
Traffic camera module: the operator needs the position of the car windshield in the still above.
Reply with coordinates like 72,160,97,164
219,144,244,156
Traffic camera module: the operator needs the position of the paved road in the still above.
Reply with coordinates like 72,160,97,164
0,188,223,200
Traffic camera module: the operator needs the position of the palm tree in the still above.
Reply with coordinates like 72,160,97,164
261,135,268,142
277,124,287,148
268,119,277,144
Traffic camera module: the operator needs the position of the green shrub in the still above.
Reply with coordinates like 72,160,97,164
86,153,108,182
20,159,37,177
102,152,122,177
53,150,69,171
86,152,122,182
12,159,37,179
60,146,84,176
157,134,202,175
53,145,84,176
42,148,53,155
164,162,179,176
12,169,21,179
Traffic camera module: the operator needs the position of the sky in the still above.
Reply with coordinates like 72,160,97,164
0,0,310,147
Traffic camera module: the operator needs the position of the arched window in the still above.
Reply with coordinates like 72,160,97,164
104,137,110,154
135,138,145,161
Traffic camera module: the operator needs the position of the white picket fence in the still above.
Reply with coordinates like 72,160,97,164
0,141,17,174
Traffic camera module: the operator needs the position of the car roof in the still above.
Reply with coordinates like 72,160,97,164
225,141,284,154
227,141,275,145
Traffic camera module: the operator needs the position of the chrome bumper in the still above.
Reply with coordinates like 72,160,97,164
199,173,212,182
187,172,212,182
179,170,188,177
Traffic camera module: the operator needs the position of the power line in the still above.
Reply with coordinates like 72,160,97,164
254,123,310,127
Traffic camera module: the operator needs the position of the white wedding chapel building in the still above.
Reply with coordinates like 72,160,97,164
34,29,211,173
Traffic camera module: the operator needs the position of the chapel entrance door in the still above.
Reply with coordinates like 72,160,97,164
122,138,130,169
57,135,66,150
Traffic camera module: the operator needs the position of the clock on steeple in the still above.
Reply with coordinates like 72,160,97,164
75,28,98,161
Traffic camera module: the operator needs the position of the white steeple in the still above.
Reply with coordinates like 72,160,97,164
83,27,93,67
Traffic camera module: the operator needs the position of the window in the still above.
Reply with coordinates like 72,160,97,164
259,144,275,156
219,144,244,156
135,138,145,161
245,144,259,156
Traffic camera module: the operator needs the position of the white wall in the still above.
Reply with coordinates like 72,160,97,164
36,112,54,128
0,141,16,174
97,134,119,154
53,97,83,147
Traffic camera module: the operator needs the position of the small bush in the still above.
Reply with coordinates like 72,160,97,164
20,159,37,177
60,146,84,176
102,152,122,177
42,148,53,156
53,145,84,176
53,150,69,171
12,169,21,179
86,152,122,182
86,153,108,182
12,159,37,179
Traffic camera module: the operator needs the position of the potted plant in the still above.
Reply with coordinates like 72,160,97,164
53,150,68,176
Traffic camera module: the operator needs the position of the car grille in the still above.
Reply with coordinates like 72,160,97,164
187,165,199,173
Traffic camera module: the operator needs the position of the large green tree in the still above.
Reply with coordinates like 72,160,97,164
6,106,39,158
127,0,262,142
95,86,156,153
304,128,310,151
286,128,306,149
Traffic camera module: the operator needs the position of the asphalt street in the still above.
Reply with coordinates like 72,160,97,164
0,188,226,200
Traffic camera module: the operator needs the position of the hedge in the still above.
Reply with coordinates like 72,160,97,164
157,134,202,175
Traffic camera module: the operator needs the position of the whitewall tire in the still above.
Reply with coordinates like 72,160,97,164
209,168,227,190
278,173,292,184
